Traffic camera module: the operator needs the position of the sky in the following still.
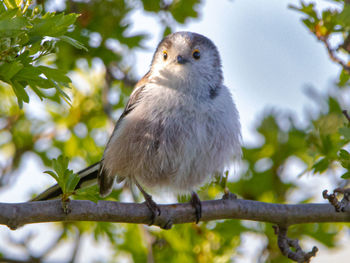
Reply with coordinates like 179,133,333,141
130,0,341,145
0,0,349,262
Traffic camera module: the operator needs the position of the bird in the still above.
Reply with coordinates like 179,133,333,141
32,31,242,225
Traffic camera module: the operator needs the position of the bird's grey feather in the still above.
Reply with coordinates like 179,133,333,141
98,84,146,197
101,31,241,195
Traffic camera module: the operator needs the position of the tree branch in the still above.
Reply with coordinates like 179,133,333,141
317,35,350,74
342,110,350,123
2,198,350,262
1,198,350,230
323,188,350,212
273,225,318,263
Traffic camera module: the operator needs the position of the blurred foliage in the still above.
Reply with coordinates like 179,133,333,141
0,0,87,107
227,91,349,262
290,0,350,85
1,0,350,263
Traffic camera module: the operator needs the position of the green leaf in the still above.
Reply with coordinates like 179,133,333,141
339,149,350,159
0,16,28,37
3,0,19,9
14,65,44,80
0,7,82,108
341,172,350,179
122,34,146,48
142,0,161,12
338,149,350,170
52,82,71,106
169,0,199,23
59,35,88,51
12,80,29,107
54,156,69,174
38,66,71,83
0,6,18,19
301,18,315,30
289,2,318,20
44,156,80,196
339,127,350,140
15,66,54,88
312,158,329,173
328,97,342,113
66,171,80,192
338,5,350,27
75,186,100,203
16,50,32,65
30,13,79,38
28,83,45,100
44,170,59,181
0,61,23,81
163,26,172,37
338,69,350,87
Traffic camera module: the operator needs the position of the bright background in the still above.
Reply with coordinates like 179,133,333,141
0,0,348,262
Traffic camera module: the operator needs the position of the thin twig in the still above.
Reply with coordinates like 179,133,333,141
0,257,40,263
317,36,350,74
342,110,350,123
323,188,350,212
273,225,318,263
4,232,42,263
40,230,65,259
69,229,82,263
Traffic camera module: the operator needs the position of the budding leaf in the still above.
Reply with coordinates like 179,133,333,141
44,156,80,199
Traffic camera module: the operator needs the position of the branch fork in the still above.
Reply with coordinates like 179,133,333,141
273,225,318,263
323,188,350,212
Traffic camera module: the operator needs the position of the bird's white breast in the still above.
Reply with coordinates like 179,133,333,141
103,80,241,194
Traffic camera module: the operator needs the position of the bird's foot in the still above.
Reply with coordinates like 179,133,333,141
135,180,161,225
190,192,202,224
162,219,173,230
143,194,161,225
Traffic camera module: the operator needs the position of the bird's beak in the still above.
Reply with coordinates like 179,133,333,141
176,55,188,64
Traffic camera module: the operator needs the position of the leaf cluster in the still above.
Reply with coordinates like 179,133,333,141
44,155,79,200
0,1,87,107
291,0,350,85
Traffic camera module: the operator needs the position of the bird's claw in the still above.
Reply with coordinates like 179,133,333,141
190,192,202,224
144,196,161,225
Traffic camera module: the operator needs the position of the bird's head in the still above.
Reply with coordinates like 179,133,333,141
150,32,223,88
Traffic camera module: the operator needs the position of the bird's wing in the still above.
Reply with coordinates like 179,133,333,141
111,84,146,136
116,70,151,125
98,83,146,196
32,81,148,201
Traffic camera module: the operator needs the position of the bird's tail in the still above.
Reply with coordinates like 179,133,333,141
31,162,101,201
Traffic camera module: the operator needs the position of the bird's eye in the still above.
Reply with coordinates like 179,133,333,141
192,49,200,60
163,50,168,60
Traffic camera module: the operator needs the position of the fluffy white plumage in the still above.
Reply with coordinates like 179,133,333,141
100,31,241,197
